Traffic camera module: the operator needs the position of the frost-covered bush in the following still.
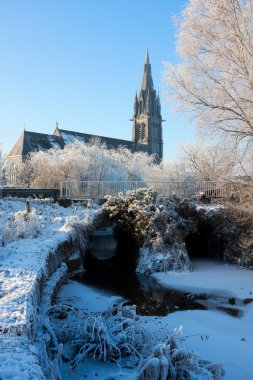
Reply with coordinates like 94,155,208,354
0,208,43,245
50,304,223,380
103,188,192,273
136,244,191,274
104,188,173,247
71,304,151,370
223,204,253,268
137,330,224,380
62,214,91,251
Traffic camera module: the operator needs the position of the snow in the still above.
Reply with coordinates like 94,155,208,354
55,260,253,380
60,131,86,146
152,260,253,380
1,197,253,380
0,198,96,379
153,259,253,298
56,279,124,313
48,135,63,149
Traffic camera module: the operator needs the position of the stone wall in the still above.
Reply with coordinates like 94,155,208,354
0,234,84,380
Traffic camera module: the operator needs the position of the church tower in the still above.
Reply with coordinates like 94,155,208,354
132,49,163,159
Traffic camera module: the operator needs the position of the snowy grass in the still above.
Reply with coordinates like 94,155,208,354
70,304,149,370
50,303,222,380
136,335,223,380
1,208,42,245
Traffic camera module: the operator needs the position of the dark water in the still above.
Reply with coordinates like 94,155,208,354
71,264,247,318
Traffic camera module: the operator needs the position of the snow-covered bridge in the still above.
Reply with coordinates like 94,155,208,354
60,180,237,200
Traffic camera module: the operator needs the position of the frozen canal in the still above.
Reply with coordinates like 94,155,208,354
54,259,253,380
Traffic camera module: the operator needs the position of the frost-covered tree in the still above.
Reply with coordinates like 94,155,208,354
112,146,156,181
165,0,253,148
158,160,187,182
29,150,63,188
81,139,127,181
15,156,39,188
181,142,237,181
26,141,129,188
14,139,195,189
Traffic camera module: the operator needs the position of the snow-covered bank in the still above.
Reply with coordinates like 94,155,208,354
0,198,95,379
54,260,253,380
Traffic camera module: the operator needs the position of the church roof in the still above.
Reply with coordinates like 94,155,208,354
7,130,63,158
56,128,133,150
7,128,134,162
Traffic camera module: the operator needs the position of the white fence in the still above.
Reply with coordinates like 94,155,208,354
60,180,237,200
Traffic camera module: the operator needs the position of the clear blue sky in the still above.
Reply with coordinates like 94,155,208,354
0,0,195,160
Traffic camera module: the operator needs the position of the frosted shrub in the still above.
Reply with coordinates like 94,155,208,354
103,189,192,273
71,304,151,370
223,204,253,268
74,314,120,363
1,208,43,245
51,305,223,379
103,188,170,247
137,331,224,380
136,244,191,274
62,214,91,251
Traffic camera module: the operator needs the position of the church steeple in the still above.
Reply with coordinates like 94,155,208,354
145,47,150,64
141,48,154,91
132,49,163,160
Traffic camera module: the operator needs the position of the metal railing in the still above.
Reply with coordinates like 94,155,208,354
60,180,237,200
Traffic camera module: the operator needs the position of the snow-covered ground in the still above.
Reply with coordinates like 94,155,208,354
1,198,253,380
0,198,95,379
56,260,253,380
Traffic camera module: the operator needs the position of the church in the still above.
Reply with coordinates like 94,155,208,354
7,50,163,167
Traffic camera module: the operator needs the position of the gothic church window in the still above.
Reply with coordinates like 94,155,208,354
138,124,146,141
155,125,159,140
9,164,19,186
152,125,159,141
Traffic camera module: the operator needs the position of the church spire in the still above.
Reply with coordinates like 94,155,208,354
141,48,153,91
145,47,150,64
